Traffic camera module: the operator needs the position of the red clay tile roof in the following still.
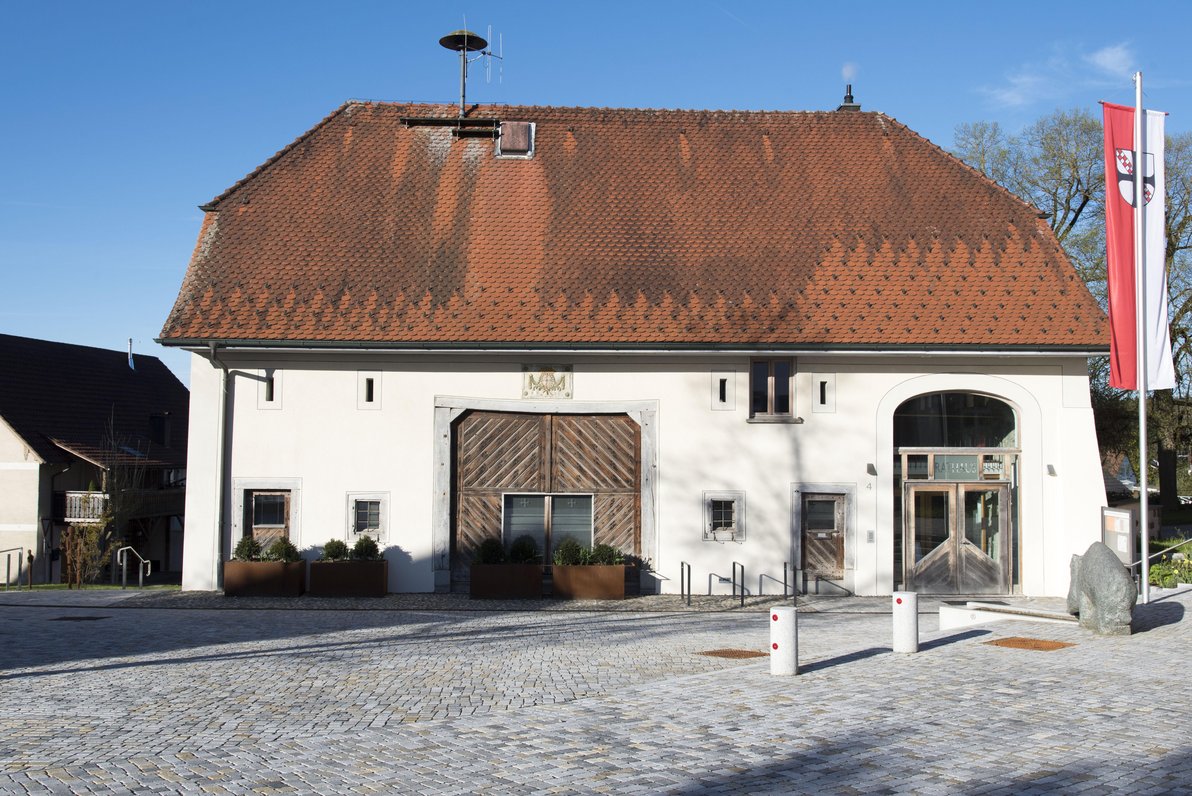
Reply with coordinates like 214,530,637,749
160,102,1106,350
0,334,189,468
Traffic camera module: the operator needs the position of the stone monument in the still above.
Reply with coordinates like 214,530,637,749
1067,541,1136,636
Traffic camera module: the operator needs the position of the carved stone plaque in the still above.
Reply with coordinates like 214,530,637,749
522,364,572,399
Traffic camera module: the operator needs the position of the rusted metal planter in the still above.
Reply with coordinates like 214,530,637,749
469,564,544,599
308,560,389,597
551,565,627,600
223,560,306,597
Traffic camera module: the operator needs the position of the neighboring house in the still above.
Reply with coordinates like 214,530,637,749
160,97,1108,597
0,335,189,584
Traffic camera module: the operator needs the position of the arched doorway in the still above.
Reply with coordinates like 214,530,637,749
893,393,1018,594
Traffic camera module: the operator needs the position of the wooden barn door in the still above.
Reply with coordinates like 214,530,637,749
453,411,640,589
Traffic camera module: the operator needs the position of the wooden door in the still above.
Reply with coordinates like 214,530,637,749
801,494,845,579
453,412,640,585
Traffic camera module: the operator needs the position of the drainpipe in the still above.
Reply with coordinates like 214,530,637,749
209,342,230,589
48,464,72,582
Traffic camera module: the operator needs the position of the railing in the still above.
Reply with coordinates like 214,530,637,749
1129,538,1191,593
1128,538,1191,570
54,491,108,523
758,562,792,600
115,546,151,588
2,547,25,591
732,561,745,607
679,561,692,606
53,488,185,524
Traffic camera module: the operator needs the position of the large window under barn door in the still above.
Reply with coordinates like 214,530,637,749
502,494,593,559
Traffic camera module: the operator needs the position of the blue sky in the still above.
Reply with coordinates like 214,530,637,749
2,1,1189,385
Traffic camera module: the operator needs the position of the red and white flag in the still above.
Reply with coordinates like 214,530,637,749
1104,101,1175,390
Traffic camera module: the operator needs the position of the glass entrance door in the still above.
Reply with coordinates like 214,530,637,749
904,483,1010,594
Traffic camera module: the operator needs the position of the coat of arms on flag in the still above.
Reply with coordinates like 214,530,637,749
1102,101,1175,391
1114,148,1156,207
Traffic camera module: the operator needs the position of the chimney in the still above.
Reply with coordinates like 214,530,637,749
837,84,861,112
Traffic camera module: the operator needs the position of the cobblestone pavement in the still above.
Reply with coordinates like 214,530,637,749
0,588,1189,794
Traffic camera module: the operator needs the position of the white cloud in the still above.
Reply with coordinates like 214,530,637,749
1084,43,1135,77
980,41,1136,109
984,68,1050,108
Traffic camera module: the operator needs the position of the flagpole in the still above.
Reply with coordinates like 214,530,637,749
1134,71,1150,605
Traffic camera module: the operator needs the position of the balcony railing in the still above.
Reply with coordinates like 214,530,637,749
52,488,185,524
54,491,108,524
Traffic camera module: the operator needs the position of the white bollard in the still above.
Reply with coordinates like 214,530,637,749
892,591,919,653
769,605,798,675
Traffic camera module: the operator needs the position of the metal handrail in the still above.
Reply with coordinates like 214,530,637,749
732,561,745,607
2,547,24,591
679,561,692,606
115,546,151,589
1128,538,1191,569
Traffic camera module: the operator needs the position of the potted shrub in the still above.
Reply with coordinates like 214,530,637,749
550,540,627,600
469,535,544,599
309,535,388,597
223,536,306,597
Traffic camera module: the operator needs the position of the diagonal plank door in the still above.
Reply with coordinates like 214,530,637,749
453,411,640,587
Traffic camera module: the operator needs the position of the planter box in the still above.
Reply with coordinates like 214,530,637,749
470,564,544,599
309,560,389,597
223,560,306,597
551,564,627,600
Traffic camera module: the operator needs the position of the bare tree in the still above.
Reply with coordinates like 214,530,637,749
954,111,1192,498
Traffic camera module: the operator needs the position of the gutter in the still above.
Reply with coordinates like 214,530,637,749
158,338,1109,358
208,342,229,590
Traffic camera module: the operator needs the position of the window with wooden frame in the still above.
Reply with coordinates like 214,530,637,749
502,493,593,559
749,358,795,420
247,490,290,548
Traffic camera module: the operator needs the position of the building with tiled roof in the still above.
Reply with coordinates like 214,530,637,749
162,96,1108,597
0,334,189,584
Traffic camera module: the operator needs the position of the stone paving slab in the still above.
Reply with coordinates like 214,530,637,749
0,588,1076,615
0,589,1188,793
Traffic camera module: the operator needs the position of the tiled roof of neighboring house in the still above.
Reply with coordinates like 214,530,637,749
0,335,189,468
160,102,1107,350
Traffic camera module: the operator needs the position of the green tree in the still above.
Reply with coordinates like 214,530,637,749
954,110,1192,502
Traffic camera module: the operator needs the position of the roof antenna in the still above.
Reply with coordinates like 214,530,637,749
484,25,504,86
439,27,502,116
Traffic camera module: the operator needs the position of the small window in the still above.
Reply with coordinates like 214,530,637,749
497,121,535,158
258,368,282,409
253,493,286,527
749,359,794,419
247,490,290,549
357,371,381,410
346,492,389,540
354,500,381,534
812,373,836,413
703,491,746,542
711,370,736,411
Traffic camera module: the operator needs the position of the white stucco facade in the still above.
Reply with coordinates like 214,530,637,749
181,348,1106,597
0,418,42,584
